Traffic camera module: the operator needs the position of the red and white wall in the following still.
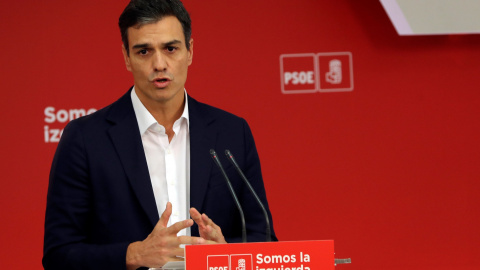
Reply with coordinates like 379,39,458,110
1,0,479,269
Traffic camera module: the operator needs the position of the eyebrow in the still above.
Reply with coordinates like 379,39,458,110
131,40,183,50
164,40,182,47
132,43,150,50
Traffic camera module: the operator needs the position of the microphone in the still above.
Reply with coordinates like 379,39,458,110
225,149,272,242
209,149,247,243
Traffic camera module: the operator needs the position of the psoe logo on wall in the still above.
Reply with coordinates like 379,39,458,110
280,52,353,94
208,254,253,270
44,106,97,143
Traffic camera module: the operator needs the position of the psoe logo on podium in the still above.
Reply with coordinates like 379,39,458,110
208,255,229,270
231,254,253,270
317,52,353,92
280,53,318,94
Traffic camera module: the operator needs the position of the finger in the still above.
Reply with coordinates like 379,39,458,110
201,213,214,226
203,214,219,231
198,226,225,244
197,214,216,237
200,216,226,243
196,223,215,241
167,257,185,262
190,207,205,227
166,219,194,235
177,235,207,245
170,247,186,258
205,225,217,239
156,202,173,229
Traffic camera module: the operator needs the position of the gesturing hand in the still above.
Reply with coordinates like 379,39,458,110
126,202,208,270
190,207,227,244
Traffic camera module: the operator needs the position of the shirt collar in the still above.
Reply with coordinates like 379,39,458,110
131,86,190,135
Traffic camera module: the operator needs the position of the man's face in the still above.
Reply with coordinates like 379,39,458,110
122,16,193,108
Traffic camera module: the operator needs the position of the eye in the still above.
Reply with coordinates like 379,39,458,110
166,46,177,53
138,49,148,55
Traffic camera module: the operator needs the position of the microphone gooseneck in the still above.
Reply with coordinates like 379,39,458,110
209,149,247,243
225,149,272,242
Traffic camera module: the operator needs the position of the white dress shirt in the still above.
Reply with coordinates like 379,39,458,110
131,87,191,236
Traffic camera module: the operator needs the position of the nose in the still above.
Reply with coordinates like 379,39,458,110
153,51,167,72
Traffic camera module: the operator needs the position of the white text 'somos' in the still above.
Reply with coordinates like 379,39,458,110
44,107,97,143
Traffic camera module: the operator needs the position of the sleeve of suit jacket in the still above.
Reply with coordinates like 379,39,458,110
43,119,130,270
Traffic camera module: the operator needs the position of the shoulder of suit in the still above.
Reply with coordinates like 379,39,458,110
188,95,246,123
66,89,131,129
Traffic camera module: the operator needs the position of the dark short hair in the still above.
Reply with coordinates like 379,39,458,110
119,0,192,55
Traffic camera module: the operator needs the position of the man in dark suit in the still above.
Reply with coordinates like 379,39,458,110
43,0,276,269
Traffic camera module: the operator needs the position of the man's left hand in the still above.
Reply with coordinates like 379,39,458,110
190,208,227,244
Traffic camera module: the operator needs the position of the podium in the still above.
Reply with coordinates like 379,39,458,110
162,240,350,270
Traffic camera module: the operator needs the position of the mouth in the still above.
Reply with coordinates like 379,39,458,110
152,77,171,88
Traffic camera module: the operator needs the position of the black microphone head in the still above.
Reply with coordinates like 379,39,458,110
225,149,232,158
210,149,217,156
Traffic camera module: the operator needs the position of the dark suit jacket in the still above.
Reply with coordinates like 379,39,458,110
43,89,277,270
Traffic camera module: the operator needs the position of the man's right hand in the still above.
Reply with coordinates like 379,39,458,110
126,202,208,270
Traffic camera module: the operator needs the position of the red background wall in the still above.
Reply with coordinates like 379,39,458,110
1,0,479,269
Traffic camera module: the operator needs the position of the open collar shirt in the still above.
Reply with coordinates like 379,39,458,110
131,87,191,236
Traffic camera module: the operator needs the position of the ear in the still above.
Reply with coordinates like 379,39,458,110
122,44,132,72
187,38,194,66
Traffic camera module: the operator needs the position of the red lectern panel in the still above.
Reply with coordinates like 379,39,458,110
185,240,335,270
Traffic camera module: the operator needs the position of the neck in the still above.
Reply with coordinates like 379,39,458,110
148,96,185,143
136,90,185,127
149,95,185,127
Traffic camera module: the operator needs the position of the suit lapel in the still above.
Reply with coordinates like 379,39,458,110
104,92,217,227
106,90,159,227
188,96,217,212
